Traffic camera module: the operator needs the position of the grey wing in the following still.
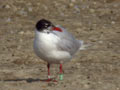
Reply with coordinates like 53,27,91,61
57,38,80,55
52,26,80,55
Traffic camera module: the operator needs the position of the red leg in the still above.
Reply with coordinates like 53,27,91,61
59,64,63,80
47,63,57,82
60,64,62,74
47,63,51,81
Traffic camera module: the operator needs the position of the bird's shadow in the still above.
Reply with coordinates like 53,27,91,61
1,78,50,83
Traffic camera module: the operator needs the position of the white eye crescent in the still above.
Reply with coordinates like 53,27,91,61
45,23,48,25
45,25,48,28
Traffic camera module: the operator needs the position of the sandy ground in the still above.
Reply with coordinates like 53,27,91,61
0,0,120,90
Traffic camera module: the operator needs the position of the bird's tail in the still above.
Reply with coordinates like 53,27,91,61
79,40,90,50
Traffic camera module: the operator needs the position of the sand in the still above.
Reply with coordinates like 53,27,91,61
0,0,120,90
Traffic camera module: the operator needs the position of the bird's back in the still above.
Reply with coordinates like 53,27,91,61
51,26,81,56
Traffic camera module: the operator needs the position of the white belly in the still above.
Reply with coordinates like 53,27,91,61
34,31,72,64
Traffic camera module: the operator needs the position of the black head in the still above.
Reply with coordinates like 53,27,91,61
36,19,53,31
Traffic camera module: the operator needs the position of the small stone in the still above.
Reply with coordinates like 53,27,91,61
6,18,11,22
98,40,103,44
76,75,81,78
93,2,97,5
43,5,48,10
17,46,21,50
111,21,115,24
84,83,90,88
3,4,10,9
28,7,32,12
69,3,74,7
89,37,97,42
13,6,18,12
19,9,27,16
113,4,119,8
74,5,80,12
117,88,120,90
89,9,95,13
60,12,65,16
19,31,24,35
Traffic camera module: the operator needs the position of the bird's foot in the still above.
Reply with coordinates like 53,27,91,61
46,76,57,82
46,78,52,82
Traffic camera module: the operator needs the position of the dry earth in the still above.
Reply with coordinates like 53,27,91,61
0,0,120,90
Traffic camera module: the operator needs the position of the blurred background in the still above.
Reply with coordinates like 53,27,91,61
0,0,120,90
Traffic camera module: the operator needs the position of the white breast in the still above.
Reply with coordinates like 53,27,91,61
34,30,59,53
34,30,72,64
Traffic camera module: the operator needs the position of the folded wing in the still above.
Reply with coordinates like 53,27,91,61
51,26,81,55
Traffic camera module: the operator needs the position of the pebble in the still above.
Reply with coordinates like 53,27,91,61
17,46,21,50
89,37,98,42
98,40,103,44
28,7,33,12
3,4,10,9
19,31,24,35
13,6,18,12
74,5,80,12
76,75,81,78
84,83,90,88
111,21,115,24
43,5,48,11
117,88,120,90
6,18,11,22
69,3,74,7
89,9,95,13
93,2,97,5
60,12,65,16
113,4,119,8
53,1,59,7
18,9,27,16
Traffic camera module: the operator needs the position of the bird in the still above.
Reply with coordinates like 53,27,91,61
33,19,84,81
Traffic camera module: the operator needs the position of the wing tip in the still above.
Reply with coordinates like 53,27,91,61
79,40,91,50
